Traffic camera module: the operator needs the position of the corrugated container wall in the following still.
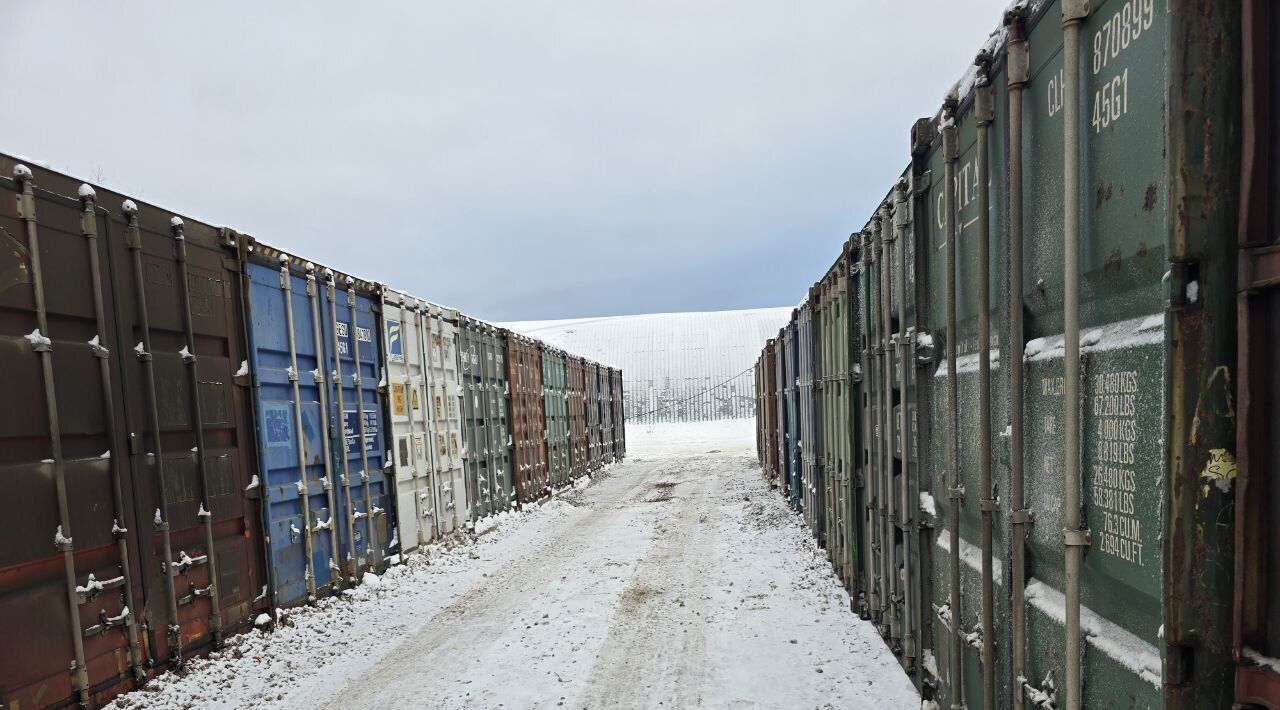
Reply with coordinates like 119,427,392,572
597,365,614,467
505,331,549,505
457,318,514,520
755,1,1244,707
237,241,395,609
781,316,801,509
609,368,626,460
380,290,467,554
542,347,572,489
0,156,270,708
796,301,819,539
584,360,602,470
566,355,590,479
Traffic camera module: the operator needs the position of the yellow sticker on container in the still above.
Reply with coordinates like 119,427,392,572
391,384,406,416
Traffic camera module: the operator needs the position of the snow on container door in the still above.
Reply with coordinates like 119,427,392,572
106,196,268,672
380,289,441,554
0,160,153,707
423,303,468,535
324,271,393,576
505,331,549,505
779,317,797,509
610,368,626,460
797,298,819,538
458,317,514,521
566,355,590,480
542,347,572,489
598,366,615,466
240,252,344,607
584,360,601,470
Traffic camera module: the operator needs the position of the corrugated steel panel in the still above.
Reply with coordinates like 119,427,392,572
503,308,790,424
608,368,626,460
584,360,602,470
542,347,572,489
505,331,548,505
597,366,614,467
757,1,1244,706
238,242,395,605
566,355,590,480
380,290,467,553
457,318,513,519
1236,4,1280,705
782,316,801,509
0,155,270,708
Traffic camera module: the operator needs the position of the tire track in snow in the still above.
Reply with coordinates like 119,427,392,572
321,459,674,708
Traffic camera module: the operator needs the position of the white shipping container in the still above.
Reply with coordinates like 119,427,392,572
381,290,470,553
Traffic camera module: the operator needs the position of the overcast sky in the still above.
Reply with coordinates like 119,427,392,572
2,1,1008,321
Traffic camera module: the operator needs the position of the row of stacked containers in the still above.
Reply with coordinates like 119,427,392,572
0,153,626,709
757,2,1280,709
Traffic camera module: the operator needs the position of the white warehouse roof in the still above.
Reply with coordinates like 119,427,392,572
502,307,792,424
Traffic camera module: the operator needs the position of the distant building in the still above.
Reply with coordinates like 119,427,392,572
503,307,791,424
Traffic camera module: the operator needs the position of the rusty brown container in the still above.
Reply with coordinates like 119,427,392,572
566,355,590,479
0,154,269,709
504,331,549,505
583,360,602,471
1235,4,1280,705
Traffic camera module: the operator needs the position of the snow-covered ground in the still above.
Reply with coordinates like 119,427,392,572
116,421,917,710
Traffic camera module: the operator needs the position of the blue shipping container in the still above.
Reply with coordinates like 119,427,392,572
242,254,393,607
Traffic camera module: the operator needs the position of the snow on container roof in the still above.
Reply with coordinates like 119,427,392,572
502,307,791,424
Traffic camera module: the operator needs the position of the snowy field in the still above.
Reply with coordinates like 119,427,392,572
117,420,917,710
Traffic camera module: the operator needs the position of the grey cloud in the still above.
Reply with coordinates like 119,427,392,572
1,0,1008,320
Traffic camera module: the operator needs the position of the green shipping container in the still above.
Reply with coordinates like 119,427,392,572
543,347,572,490
758,0,1244,707
457,318,514,521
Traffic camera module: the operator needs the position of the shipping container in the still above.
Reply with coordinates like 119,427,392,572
584,360,602,471
505,331,549,506
781,316,802,509
237,240,395,609
420,302,470,535
566,355,590,480
771,336,786,490
796,301,819,539
0,155,270,708
379,290,467,554
457,317,514,520
756,1,1244,707
609,367,626,460
1235,4,1280,706
598,366,615,467
542,346,573,489
759,342,778,485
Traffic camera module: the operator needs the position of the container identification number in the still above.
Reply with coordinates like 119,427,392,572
1092,0,1155,75
1089,0,1155,133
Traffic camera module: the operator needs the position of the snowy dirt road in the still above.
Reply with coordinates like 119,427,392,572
120,421,918,710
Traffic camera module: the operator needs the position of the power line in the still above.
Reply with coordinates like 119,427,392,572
623,365,757,422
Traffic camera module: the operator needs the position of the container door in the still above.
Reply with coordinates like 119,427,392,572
243,261,341,605
459,321,494,520
382,292,434,553
326,283,391,574
1236,3,1280,704
0,161,149,708
108,201,267,665
426,310,468,534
